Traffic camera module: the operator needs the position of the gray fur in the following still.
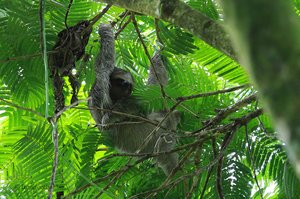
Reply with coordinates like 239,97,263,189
89,24,180,175
89,24,115,121
147,52,168,86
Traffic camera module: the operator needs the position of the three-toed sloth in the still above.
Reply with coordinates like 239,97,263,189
88,24,180,175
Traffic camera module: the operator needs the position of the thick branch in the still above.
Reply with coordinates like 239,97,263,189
96,0,237,61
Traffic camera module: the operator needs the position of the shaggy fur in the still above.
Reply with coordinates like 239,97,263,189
88,24,180,175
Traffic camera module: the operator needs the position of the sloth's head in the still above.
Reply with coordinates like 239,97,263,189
109,68,134,102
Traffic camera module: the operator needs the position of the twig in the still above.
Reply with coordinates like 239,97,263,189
132,109,263,198
115,16,131,39
167,96,200,118
0,97,45,119
99,121,145,127
207,109,264,138
192,93,257,134
83,4,112,36
64,0,73,30
131,13,167,100
134,103,179,154
202,93,257,128
177,84,249,102
53,97,91,119
69,109,263,197
76,106,177,133
185,169,201,199
97,140,201,165
165,85,250,124
75,140,203,198
111,10,129,27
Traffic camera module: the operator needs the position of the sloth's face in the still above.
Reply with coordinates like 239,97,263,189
109,70,133,102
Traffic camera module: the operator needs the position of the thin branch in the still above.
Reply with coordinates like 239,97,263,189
202,93,257,128
216,153,224,199
185,144,203,199
203,109,264,138
53,97,91,120
167,96,200,118
177,84,249,102
192,93,257,135
114,16,131,39
215,131,237,199
94,124,192,197
185,171,201,199
131,13,167,100
67,108,263,197
76,106,177,133
165,85,250,123
0,97,45,119
134,103,179,154
83,4,112,36
111,10,129,27
64,0,73,30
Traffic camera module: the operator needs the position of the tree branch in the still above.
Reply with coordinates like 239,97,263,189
202,93,257,128
131,13,167,101
96,0,237,61
176,84,249,102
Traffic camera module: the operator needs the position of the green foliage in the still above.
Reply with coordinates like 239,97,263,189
0,0,299,198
